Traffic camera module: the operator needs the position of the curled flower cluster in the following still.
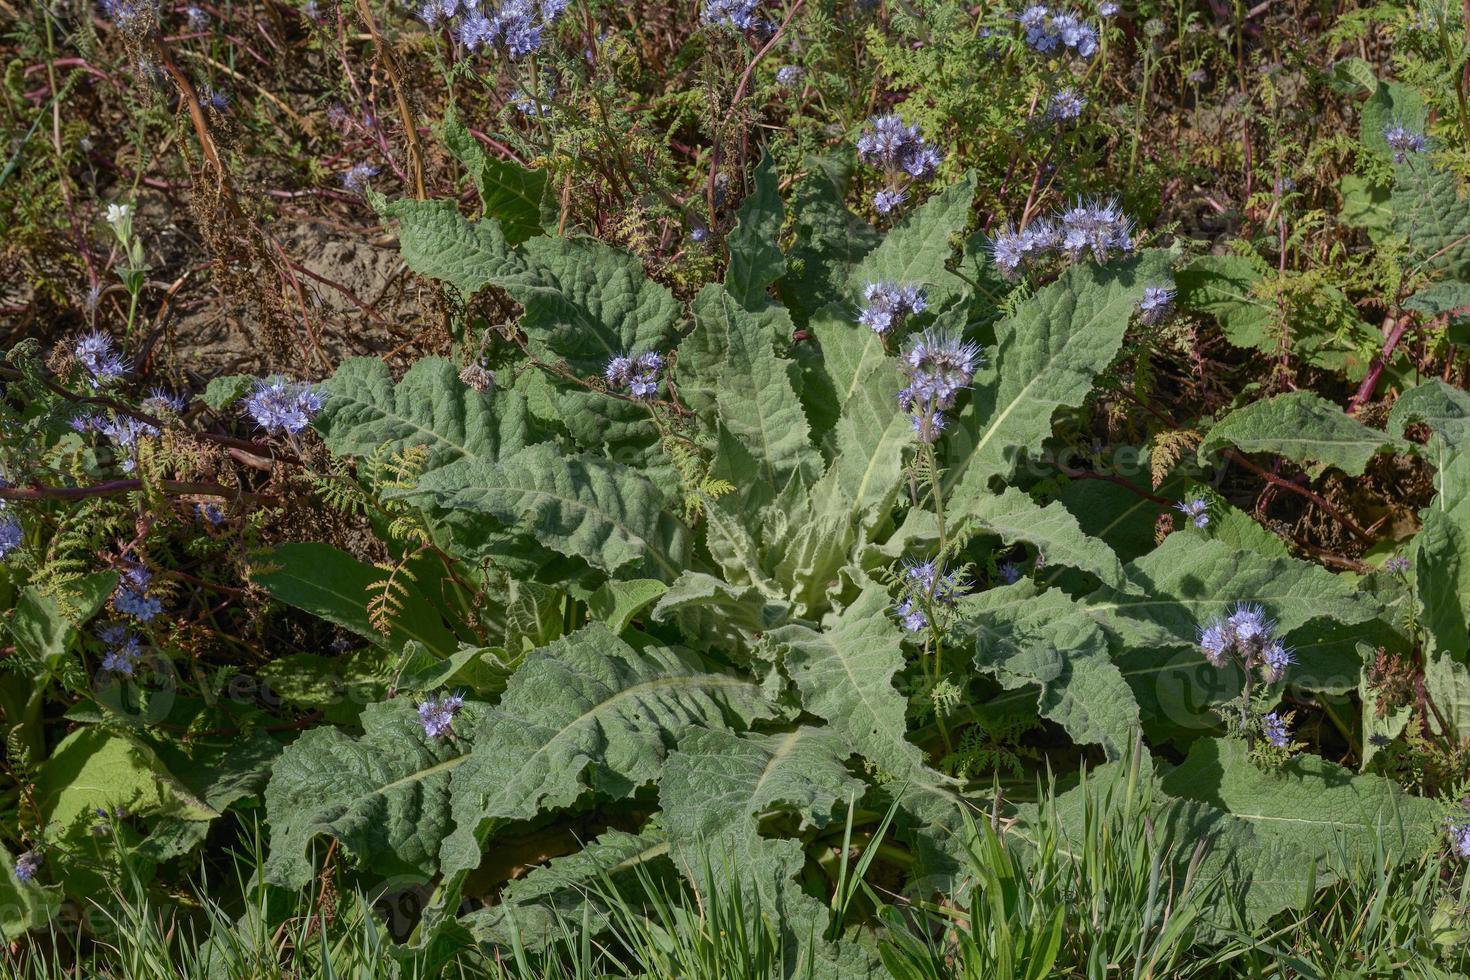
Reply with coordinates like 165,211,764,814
98,622,143,676
100,0,159,34
419,692,465,738
1384,554,1410,574
509,86,554,116
858,282,926,335
1175,495,1209,529
419,0,568,56
73,331,127,387
142,387,187,414
13,850,41,884
0,513,20,562
997,561,1023,584
775,65,804,88
855,115,943,215
1261,711,1292,748
702,0,768,31
898,330,983,443
245,377,324,435
114,561,163,622
605,352,663,399
1197,602,1295,681
1046,88,1087,122
1138,284,1176,325
197,502,226,525
989,197,1135,278
1448,802,1470,859
894,559,968,632
1382,123,1427,164
1018,4,1099,57
340,162,380,194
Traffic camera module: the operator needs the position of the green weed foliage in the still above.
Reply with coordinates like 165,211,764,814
4,0,1470,974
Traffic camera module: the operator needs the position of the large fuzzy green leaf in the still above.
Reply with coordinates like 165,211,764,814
401,444,691,580
712,289,822,498
425,626,771,937
769,585,927,778
1090,534,1380,652
945,250,1175,495
777,156,881,325
726,156,786,310
253,542,461,655
263,699,477,888
314,356,535,469
378,198,524,297
806,359,909,535
660,727,882,977
0,846,60,941
953,486,1132,593
1160,739,1439,924
464,826,672,947
441,108,547,245
498,235,681,373
1175,254,1274,351
964,585,1140,757
843,172,977,308
1390,159,1470,277
1198,390,1406,477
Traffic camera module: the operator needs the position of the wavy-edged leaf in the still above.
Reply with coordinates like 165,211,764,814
1198,390,1406,477
955,486,1132,593
464,826,672,947
264,700,479,888
442,108,547,245
660,727,881,977
945,250,1175,495
769,585,926,778
843,172,977,309
1391,159,1470,277
378,197,524,297
726,155,786,309
777,155,880,325
1160,738,1439,924
253,542,461,655
1092,534,1380,652
314,356,535,469
1175,254,1275,351
712,289,821,497
964,585,1139,756
495,235,680,373
402,444,691,580
432,625,771,912
807,359,909,535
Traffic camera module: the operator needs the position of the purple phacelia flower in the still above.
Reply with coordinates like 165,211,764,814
1261,639,1295,683
1175,495,1209,529
73,331,127,387
114,561,162,622
856,115,943,183
1046,87,1087,122
858,282,926,335
0,517,21,561
605,351,663,399
244,377,323,435
998,561,1022,584
894,559,967,632
340,162,380,194
1385,555,1410,574
14,850,41,883
898,329,983,444
1383,123,1427,163
873,188,907,215
1262,711,1291,748
776,65,804,87
1139,284,1176,325
418,692,465,738
142,387,187,414
702,0,761,29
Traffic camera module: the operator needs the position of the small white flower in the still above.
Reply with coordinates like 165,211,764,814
106,203,132,225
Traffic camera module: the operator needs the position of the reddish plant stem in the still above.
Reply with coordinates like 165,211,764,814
1221,448,1374,543
0,480,248,502
1348,313,1408,414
